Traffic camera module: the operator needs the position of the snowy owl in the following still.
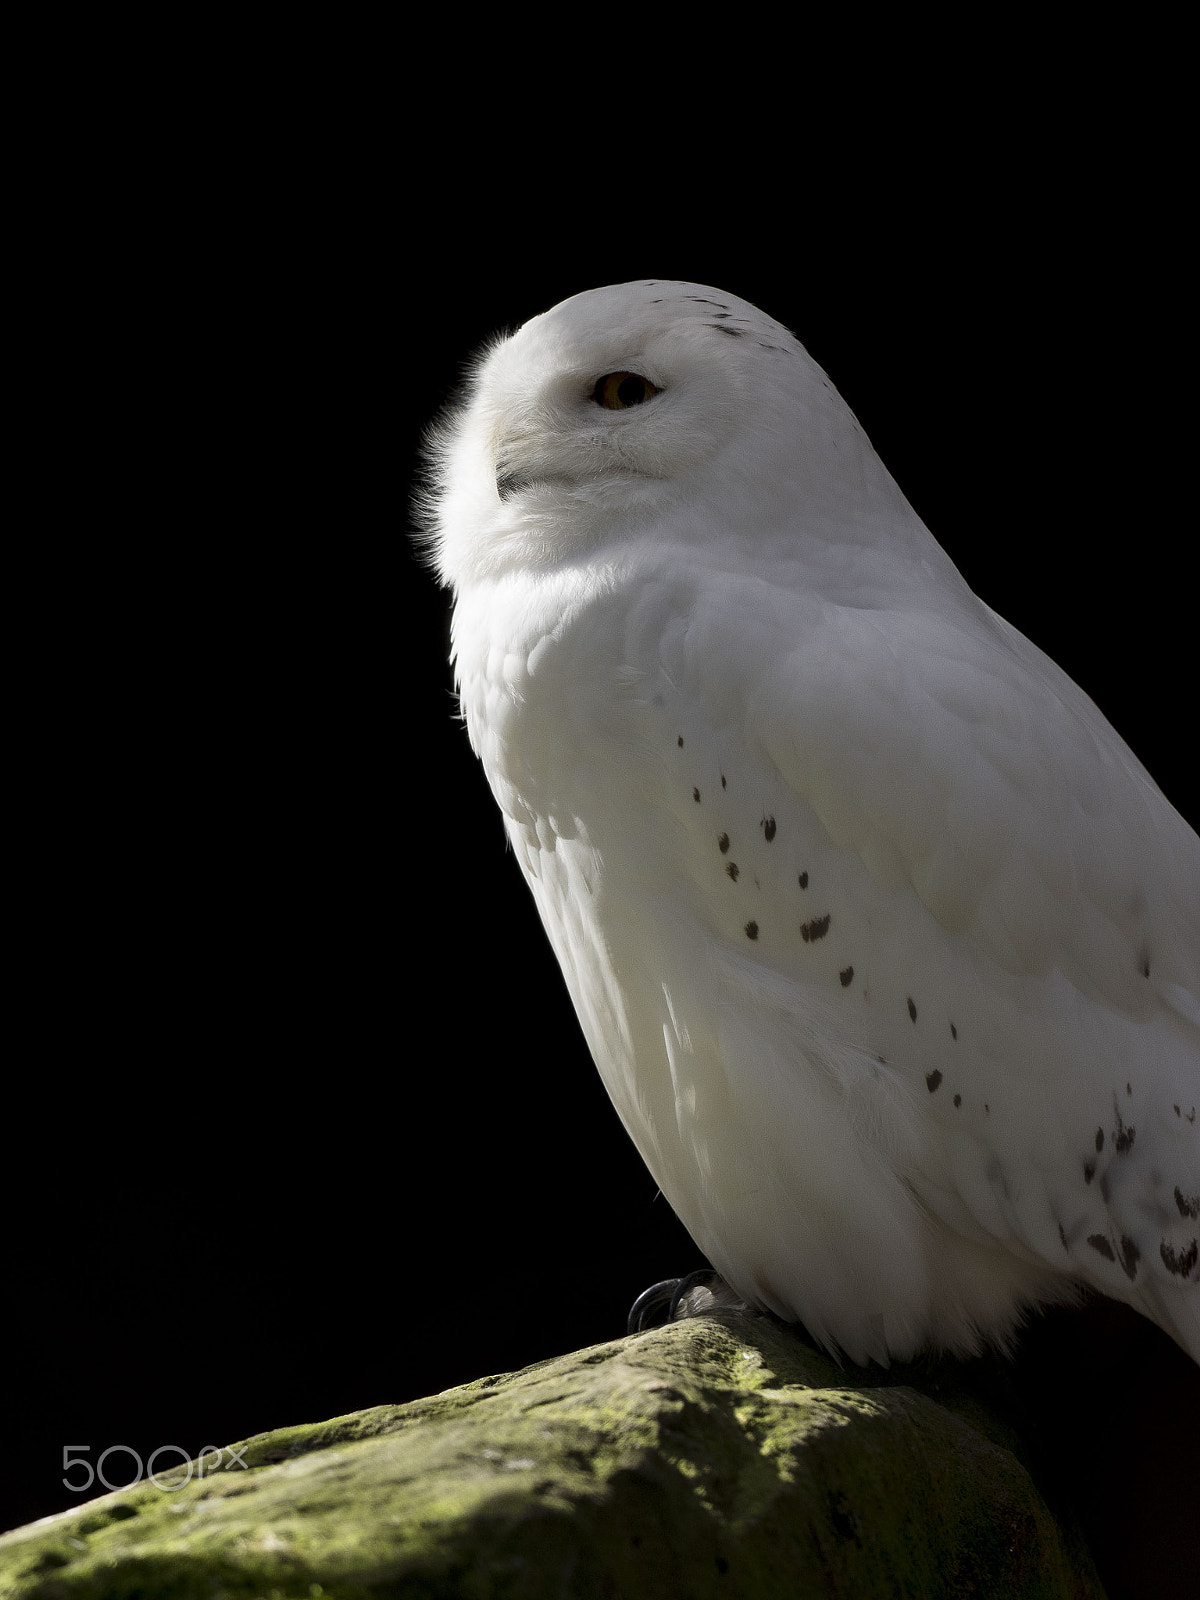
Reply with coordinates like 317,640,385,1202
421,280,1199,1367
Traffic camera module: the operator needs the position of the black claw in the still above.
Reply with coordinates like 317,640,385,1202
626,1278,682,1335
668,1268,722,1320
627,1269,724,1334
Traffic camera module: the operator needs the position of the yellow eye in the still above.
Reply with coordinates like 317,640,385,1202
592,372,660,410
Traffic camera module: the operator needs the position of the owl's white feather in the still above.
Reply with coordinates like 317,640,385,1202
423,281,1199,1366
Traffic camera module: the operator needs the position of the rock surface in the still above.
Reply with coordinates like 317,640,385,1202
0,1311,1106,1599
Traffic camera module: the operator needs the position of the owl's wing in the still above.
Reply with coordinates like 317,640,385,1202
739,589,1200,1027
718,580,1200,1355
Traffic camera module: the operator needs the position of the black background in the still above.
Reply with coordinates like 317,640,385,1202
5,82,1194,1550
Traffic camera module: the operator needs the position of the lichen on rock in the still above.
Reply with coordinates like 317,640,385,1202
0,1311,1105,1599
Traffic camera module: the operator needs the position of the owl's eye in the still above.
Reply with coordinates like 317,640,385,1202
592,372,660,410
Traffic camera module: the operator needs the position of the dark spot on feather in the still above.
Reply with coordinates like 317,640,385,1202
798,871,809,889
1084,1162,1095,1185
1113,1108,1135,1154
1140,955,1151,977
1118,1236,1140,1280
726,863,740,881
693,787,701,803
907,997,917,1023
1099,1172,1111,1202
718,833,730,853
710,324,744,336
953,1094,962,1108
720,773,727,789
744,921,758,940
1095,1128,1104,1153
949,1023,957,1041
761,815,776,842
1058,1223,1069,1251
1126,1083,1132,1097
1161,1238,1199,1277
801,914,831,943
984,1103,990,1114
926,1070,943,1094
839,966,854,987
677,735,684,747
1088,1234,1115,1262
1175,1187,1200,1219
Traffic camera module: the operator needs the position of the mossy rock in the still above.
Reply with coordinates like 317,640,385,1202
0,1311,1104,1599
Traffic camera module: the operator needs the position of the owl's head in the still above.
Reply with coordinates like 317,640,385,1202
419,281,904,591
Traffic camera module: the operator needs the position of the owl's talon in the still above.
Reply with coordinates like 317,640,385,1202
627,1269,726,1334
626,1278,681,1335
668,1268,724,1320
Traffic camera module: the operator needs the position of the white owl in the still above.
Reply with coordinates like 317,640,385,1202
422,280,1199,1367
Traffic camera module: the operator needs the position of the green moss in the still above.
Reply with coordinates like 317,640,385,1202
0,1313,1105,1600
